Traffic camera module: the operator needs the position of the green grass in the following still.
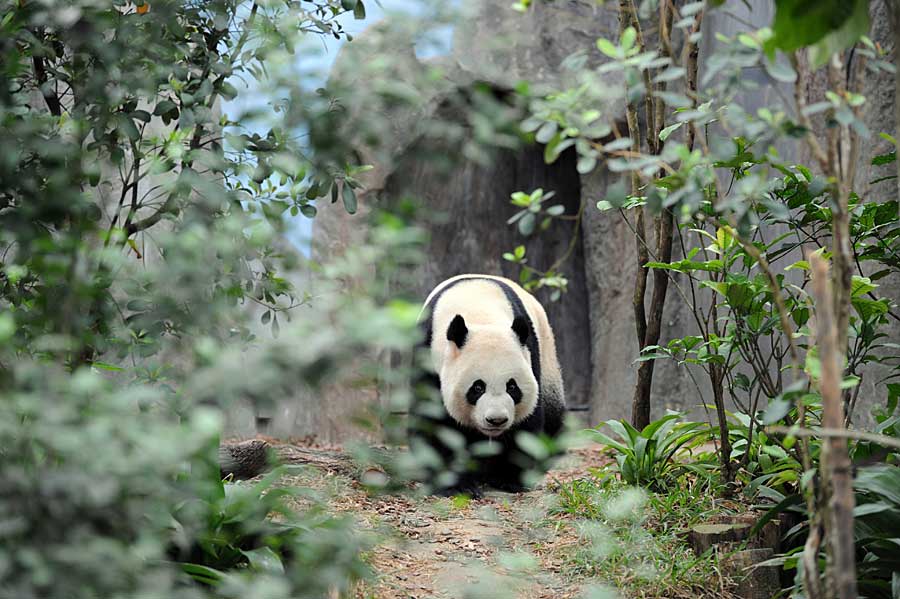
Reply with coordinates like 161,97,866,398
551,477,737,598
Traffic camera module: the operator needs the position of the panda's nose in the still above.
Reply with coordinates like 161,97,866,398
486,415,508,426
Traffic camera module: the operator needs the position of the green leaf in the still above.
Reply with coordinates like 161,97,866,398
218,81,238,101
850,276,877,298
654,91,693,108
590,430,630,455
659,121,684,142
535,121,557,144
596,37,619,58
131,109,151,123
577,155,597,174
856,464,900,506
853,297,889,319
767,0,867,55
353,0,366,20
807,0,870,68
518,212,536,236
116,115,140,141
515,431,550,460
646,258,723,273
872,151,897,166
90,361,124,372
341,183,357,215
242,547,285,574
762,397,792,424
763,58,797,83
785,259,809,271
653,67,686,83
620,27,637,52
601,180,629,209
181,563,227,586
641,413,681,439
153,100,177,116
546,204,566,216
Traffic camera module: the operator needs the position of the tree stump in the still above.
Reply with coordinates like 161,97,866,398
688,516,783,599
723,548,781,599
688,517,781,555
688,522,752,554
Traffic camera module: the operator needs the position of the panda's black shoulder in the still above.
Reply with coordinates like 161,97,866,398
487,279,542,391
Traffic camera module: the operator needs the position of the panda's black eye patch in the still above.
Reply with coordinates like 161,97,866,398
506,379,522,404
466,379,486,405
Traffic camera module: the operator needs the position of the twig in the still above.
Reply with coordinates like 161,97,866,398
790,52,832,176
803,518,825,599
616,0,650,414
767,425,900,450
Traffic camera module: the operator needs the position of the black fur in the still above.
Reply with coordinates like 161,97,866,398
511,315,530,345
410,276,562,497
446,314,468,348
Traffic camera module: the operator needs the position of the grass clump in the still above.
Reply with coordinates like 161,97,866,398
551,477,736,598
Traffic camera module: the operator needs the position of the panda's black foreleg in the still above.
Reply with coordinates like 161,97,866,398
478,453,529,493
434,474,484,499
488,477,528,494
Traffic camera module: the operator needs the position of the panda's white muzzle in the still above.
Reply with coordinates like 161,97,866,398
474,394,515,437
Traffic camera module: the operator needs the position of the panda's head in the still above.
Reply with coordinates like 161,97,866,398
439,313,538,438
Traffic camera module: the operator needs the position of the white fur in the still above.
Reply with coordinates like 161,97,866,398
422,275,564,438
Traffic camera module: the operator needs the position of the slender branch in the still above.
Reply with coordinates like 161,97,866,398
622,0,656,152
128,3,259,238
735,237,802,369
767,425,900,450
616,0,649,402
892,0,900,218
617,210,705,331
827,53,854,360
791,52,832,175
548,198,585,274
803,519,825,599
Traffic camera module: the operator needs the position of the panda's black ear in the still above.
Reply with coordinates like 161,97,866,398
446,314,468,348
512,316,530,345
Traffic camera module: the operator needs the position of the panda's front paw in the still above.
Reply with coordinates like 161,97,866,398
489,480,528,494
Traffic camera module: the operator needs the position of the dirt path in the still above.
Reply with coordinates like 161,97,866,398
274,444,612,598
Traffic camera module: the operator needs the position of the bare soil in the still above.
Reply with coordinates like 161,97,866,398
271,443,613,599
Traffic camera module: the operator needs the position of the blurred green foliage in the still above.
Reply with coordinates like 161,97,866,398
0,0,433,597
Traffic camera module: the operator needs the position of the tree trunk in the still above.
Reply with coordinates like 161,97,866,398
809,253,857,599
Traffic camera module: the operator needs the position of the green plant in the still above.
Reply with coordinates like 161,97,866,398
755,462,900,599
502,187,578,300
852,464,900,598
170,466,373,593
0,0,369,370
553,481,731,598
591,412,712,491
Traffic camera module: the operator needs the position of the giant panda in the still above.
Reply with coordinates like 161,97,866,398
409,274,566,496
